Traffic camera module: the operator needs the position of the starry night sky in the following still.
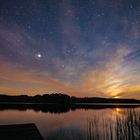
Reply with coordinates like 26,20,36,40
0,0,140,98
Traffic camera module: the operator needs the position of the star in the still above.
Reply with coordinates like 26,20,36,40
37,54,42,58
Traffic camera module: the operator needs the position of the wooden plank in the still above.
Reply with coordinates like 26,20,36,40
0,123,44,140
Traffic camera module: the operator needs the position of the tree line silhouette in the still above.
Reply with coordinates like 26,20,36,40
0,93,140,104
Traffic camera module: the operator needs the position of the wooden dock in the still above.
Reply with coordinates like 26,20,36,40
0,123,44,140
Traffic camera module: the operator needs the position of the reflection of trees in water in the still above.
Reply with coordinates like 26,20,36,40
46,109,140,140
0,104,71,113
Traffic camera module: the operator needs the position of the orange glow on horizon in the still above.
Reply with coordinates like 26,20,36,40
114,96,119,99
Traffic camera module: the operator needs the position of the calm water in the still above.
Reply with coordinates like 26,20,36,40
0,105,140,140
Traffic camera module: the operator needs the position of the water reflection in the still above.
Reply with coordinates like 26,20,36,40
45,108,140,140
115,108,120,113
0,106,139,140
46,126,86,140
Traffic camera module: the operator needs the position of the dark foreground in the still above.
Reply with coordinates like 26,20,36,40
0,123,44,140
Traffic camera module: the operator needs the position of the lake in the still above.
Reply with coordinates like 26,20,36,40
0,105,140,140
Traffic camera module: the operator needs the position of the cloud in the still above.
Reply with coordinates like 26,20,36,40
1,33,140,99
78,45,140,98
0,3,140,99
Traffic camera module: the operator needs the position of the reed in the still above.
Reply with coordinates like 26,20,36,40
86,108,140,140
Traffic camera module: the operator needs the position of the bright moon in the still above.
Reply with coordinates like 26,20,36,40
37,54,42,58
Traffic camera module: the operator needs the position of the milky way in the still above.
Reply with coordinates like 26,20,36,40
0,0,140,98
